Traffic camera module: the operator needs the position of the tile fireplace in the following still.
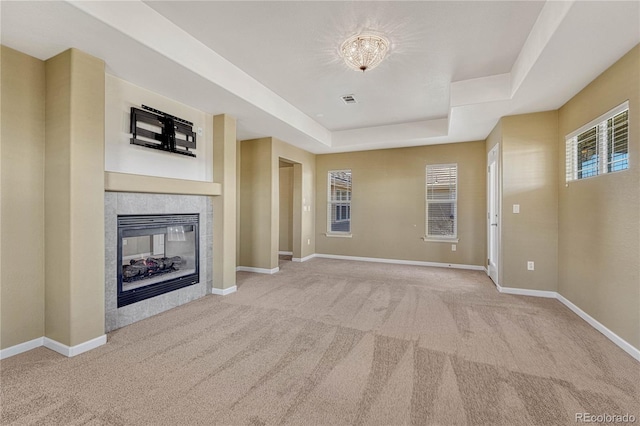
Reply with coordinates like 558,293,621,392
105,192,212,332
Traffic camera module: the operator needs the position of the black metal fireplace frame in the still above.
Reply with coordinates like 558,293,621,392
117,214,200,308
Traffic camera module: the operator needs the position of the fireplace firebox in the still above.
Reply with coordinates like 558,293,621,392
117,214,199,307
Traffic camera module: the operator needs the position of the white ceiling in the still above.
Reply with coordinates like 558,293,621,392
2,1,639,154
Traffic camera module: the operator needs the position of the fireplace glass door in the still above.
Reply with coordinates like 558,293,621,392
117,214,199,307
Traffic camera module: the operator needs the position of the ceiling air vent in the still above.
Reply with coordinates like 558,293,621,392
340,94,358,104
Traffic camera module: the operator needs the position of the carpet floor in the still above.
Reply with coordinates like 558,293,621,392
1,258,638,425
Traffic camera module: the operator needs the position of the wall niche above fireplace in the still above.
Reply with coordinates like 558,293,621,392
117,214,199,307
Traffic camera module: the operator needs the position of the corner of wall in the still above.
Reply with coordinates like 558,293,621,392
499,111,559,293
0,46,46,350
44,47,105,347
212,114,238,291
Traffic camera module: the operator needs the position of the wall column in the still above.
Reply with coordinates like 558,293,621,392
292,163,303,260
238,138,274,271
212,114,237,292
1,47,46,350
45,48,105,349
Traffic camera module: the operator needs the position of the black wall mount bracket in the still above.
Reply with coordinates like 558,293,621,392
130,105,196,157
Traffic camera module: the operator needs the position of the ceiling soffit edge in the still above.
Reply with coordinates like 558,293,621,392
68,0,332,147
68,0,579,151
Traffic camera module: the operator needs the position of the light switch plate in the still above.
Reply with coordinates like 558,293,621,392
513,204,520,214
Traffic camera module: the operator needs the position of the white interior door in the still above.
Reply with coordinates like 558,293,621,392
487,144,500,285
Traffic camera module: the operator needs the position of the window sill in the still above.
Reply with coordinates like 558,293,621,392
325,233,353,238
422,237,459,243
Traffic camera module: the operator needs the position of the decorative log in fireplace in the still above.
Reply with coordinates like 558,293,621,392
117,214,199,307
123,256,184,280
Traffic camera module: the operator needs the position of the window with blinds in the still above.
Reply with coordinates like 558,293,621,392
327,170,352,234
426,164,457,239
566,101,629,182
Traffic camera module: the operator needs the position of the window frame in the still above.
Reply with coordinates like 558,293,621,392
566,101,629,183
327,169,352,236
425,163,458,242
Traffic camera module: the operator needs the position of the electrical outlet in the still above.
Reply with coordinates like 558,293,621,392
451,244,457,251
123,239,128,246
527,261,534,271
197,127,203,136
513,204,520,214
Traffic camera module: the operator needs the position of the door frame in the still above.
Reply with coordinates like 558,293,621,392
487,144,500,286
277,157,303,262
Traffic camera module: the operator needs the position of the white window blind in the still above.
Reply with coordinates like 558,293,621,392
426,164,457,239
327,170,352,234
566,102,629,182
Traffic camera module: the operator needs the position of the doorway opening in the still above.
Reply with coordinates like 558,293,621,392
279,159,295,266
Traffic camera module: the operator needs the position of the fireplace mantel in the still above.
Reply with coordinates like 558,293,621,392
105,171,221,196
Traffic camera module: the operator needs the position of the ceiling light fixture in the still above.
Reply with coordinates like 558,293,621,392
340,33,389,72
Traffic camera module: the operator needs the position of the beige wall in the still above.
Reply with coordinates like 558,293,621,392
238,137,315,269
486,121,502,153
558,44,639,349
212,114,237,290
45,51,72,344
315,142,486,266
239,138,274,269
279,166,293,252
501,111,559,291
0,46,46,349
45,49,105,347
272,138,316,261
236,140,242,265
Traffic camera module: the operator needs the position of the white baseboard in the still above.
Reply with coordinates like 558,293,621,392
292,254,316,263
495,284,639,361
236,266,279,274
0,337,44,360
314,253,485,271
211,285,237,296
44,335,107,357
1,335,107,360
496,284,557,299
278,251,293,255
556,293,640,361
